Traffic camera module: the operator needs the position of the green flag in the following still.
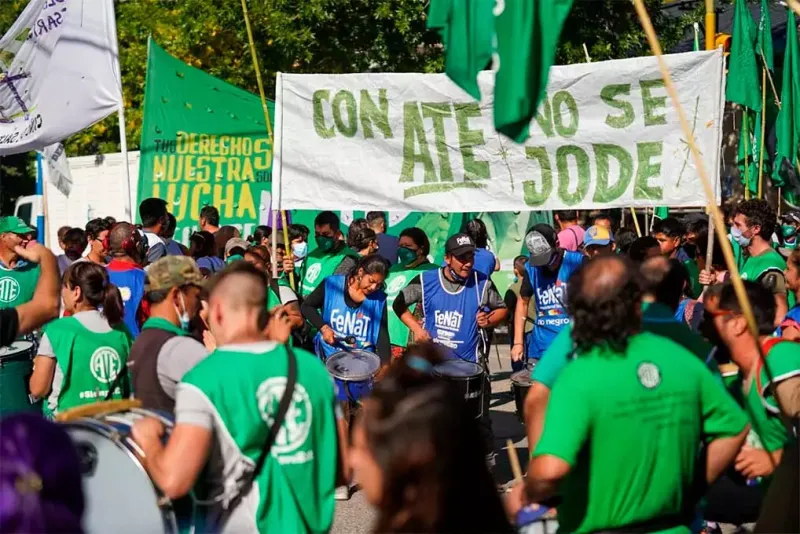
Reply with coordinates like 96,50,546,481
493,0,574,142
137,39,274,242
727,0,762,111
738,109,759,195
427,0,494,101
693,22,701,52
756,0,774,71
773,9,800,189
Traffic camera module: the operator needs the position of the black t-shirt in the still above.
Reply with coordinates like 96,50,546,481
0,308,20,348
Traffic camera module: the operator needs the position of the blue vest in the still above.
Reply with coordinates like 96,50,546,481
421,268,488,363
314,275,386,360
525,251,583,359
106,265,146,338
473,248,496,278
776,305,800,336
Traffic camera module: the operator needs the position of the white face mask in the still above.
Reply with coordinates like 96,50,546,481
174,292,191,331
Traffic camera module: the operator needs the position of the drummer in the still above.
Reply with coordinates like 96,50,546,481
300,254,391,363
392,233,507,465
131,262,340,532
0,216,42,311
29,262,133,417
385,228,437,359
128,256,207,412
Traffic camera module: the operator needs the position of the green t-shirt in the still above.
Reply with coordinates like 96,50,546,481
532,302,716,389
181,343,338,533
758,339,800,414
741,248,786,285
385,262,438,347
534,332,749,534
298,246,357,299
43,316,133,414
0,260,40,309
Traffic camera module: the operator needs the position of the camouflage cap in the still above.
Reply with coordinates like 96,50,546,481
145,256,204,292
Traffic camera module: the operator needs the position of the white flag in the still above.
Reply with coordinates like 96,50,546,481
39,142,72,196
0,0,122,155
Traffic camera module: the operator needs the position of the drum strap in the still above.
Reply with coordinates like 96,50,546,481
104,366,131,401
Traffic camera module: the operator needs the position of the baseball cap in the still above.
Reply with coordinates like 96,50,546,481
224,237,250,257
445,233,476,257
584,225,615,247
782,211,800,225
525,224,557,266
0,216,35,235
145,256,205,292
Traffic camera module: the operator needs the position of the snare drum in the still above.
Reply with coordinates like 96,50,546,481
517,504,558,534
511,369,533,423
0,340,41,416
433,359,485,419
61,408,181,534
326,350,381,403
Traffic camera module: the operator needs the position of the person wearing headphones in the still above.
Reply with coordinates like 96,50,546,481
105,222,147,337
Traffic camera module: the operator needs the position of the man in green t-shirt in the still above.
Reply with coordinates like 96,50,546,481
703,200,788,325
509,255,749,533
712,281,800,478
289,211,358,299
0,217,42,310
132,262,340,533
523,256,717,453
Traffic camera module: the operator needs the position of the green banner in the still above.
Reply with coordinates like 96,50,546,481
137,38,274,242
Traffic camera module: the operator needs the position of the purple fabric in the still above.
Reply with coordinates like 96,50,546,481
0,414,84,533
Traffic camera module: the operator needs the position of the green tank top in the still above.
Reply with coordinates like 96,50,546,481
43,316,133,414
741,248,786,283
298,246,357,298
0,261,40,309
385,262,438,347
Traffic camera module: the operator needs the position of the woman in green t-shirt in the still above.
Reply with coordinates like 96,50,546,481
29,262,133,417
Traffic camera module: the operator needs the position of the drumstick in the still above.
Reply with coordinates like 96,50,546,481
506,439,524,483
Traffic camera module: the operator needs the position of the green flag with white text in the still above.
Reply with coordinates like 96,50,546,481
756,0,774,71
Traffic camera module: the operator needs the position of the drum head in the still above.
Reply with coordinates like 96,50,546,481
433,359,483,379
0,340,34,358
326,350,381,382
511,369,533,386
64,424,173,534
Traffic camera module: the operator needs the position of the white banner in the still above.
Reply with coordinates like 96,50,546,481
274,51,725,212
39,142,72,196
0,0,122,155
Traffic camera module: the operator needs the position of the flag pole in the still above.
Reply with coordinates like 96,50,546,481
758,68,767,199
778,187,782,217
632,0,787,426
107,1,132,221
743,111,751,200
630,208,642,237
705,0,716,51
240,0,295,288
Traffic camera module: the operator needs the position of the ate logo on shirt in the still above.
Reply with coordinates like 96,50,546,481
637,362,662,389
90,347,122,384
257,377,313,456
305,263,322,284
435,310,463,331
118,286,132,302
0,277,20,303
386,275,407,295
330,309,372,337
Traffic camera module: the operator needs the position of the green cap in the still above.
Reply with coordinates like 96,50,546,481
0,216,35,235
145,256,205,292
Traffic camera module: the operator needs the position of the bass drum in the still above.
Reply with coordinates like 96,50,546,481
61,408,181,534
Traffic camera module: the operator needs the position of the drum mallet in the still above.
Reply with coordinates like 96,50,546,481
506,439,524,483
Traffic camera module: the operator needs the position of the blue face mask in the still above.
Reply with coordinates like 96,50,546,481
731,227,752,247
292,241,308,260
448,266,468,283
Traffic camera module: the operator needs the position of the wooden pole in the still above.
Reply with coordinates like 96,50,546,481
706,215,716,276
788,0,800,16
778,187,783,217
630,207,642,237
240,0,295,288
744,111,751,200
506,439,523,483
758,68,767,200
